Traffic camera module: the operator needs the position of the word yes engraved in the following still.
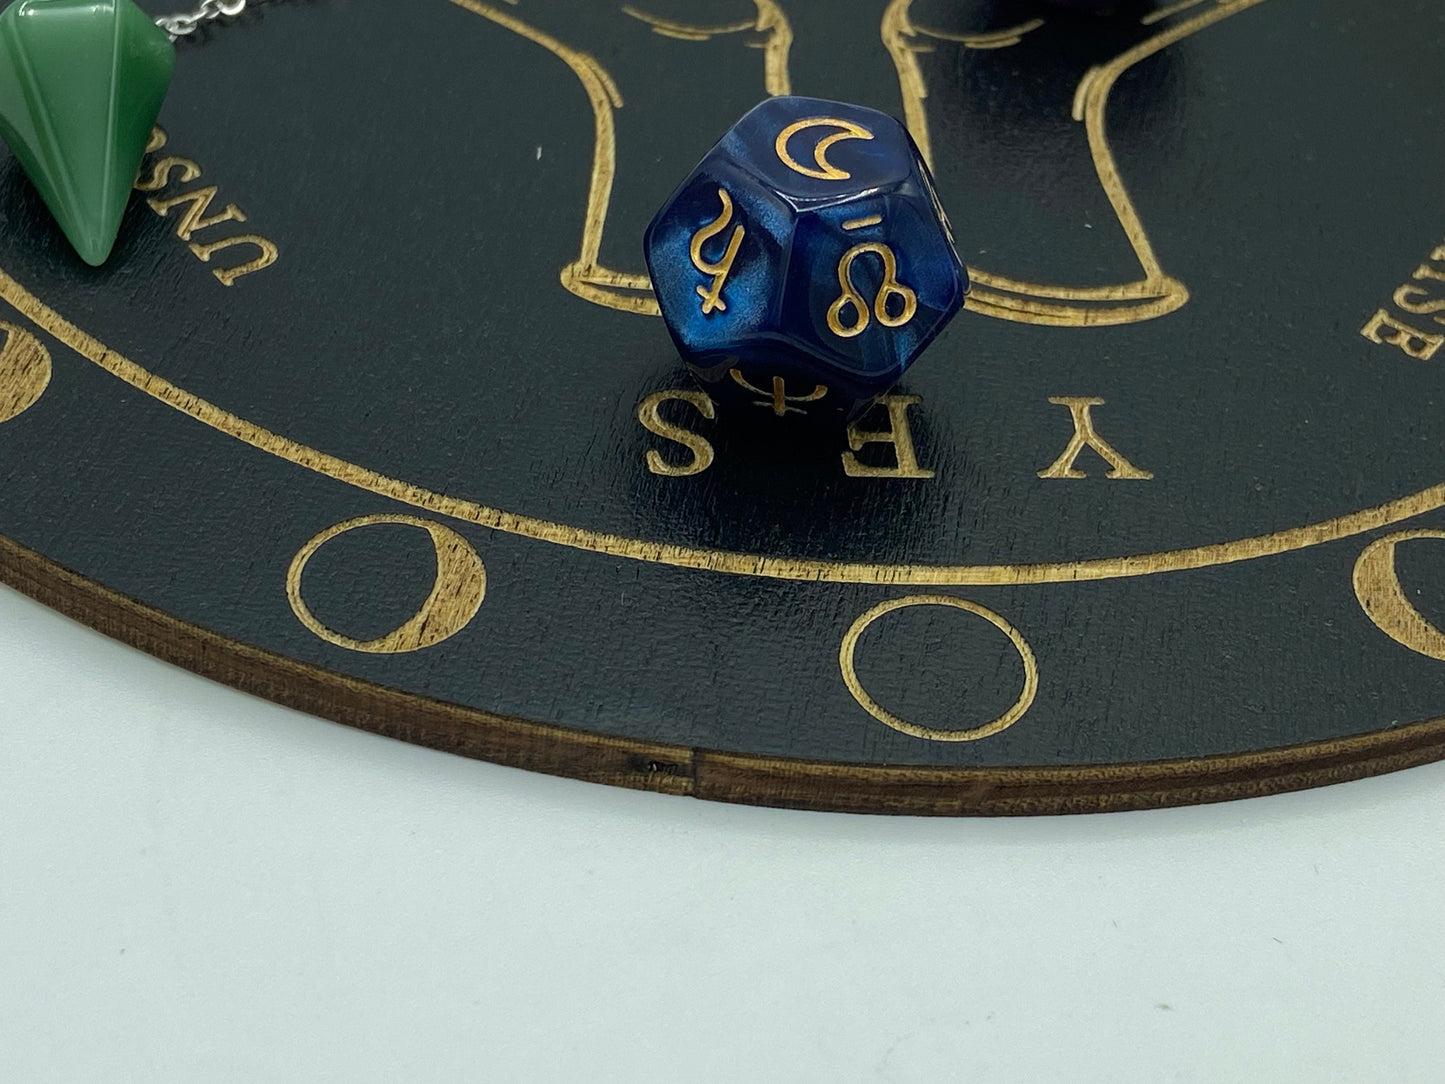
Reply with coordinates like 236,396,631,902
134,128,279,286
1361,240,1445,360
637,391,931,479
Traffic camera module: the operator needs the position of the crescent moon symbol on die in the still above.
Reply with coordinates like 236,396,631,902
774,117,875,181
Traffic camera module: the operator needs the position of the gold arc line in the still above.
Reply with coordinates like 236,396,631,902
840,596,1038,742
885,0,1269,327
453,0,790,315
619,8,757,40
842,214,883,231
444,0,650,312
1142,0,1210,27
1353,531,1445,661
774,117,875,181
4,268,1444,587
904,17,1046,50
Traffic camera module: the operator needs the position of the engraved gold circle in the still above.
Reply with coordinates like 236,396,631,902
774,117,875,181
1353,529,1445,661
0,322,51,425
286,514,486,654
839,595,1038,742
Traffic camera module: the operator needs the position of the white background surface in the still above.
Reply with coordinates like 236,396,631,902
2,582,1442,1083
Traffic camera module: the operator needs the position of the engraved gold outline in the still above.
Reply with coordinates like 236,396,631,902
1353,530,1445,661
773,117,875,180
448,0,792,316
0,321,50,423
457,0,1264,328
286,514,487,654
3,266,1443,587
886,0,1266,326
840,595,1038,741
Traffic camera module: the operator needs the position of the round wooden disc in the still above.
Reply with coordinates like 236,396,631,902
2,0,1444,814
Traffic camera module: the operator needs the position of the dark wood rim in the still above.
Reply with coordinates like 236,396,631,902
4,531,1443,816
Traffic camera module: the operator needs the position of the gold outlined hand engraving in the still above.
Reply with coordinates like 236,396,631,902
884,0,1269,327
455,0,1265,327
446,0,792,316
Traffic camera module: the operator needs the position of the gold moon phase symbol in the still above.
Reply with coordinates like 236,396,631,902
0,322,51,425
287,514,486,654
774,117,875,181
1353,529,1445,661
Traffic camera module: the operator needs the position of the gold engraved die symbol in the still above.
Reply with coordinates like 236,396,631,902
728,369,829,417
774,117,875,181
827,241,919,339
690,187,745,315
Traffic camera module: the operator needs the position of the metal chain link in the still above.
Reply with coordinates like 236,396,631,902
155,0,264,41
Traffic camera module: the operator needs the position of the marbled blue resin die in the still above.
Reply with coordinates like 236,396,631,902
644,96,967,422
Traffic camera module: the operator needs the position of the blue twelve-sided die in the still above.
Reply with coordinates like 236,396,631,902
644,95,967,422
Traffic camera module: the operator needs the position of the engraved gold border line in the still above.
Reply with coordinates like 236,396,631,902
4,268,1443,586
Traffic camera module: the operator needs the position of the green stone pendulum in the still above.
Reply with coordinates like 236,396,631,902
0,0,175,266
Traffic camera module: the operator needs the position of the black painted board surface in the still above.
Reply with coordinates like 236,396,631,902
2,0,1443,812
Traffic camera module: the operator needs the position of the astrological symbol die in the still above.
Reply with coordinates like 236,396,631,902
827,242,919,339
690,187,745,315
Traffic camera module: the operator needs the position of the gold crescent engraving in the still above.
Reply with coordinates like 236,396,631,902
774,117,875,181
839,595,1039,741
1353,530,1445,661
287,515,486,654
0,322,50,425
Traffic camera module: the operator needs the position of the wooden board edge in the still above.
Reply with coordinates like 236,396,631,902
4,530,1443,816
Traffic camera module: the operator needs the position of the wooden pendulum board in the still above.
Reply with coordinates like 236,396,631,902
2,0,1444,815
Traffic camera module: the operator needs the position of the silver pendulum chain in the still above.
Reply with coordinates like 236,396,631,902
154,0,270,41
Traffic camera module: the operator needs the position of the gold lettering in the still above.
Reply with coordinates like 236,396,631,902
144,127,167,154
637,389,716,476
147,185,248,241
1038,397,1153,479
689,188,745,315
286,515,486,654
187,234,279,286
134,156,201,193
1392,283,1445,320
827,242,917,338
1353,530,1445,661
1359,308,1443,361
0,322,50,425
842,394,933,478
1413,263,1445,284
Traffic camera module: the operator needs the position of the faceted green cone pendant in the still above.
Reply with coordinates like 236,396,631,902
0,0,175,266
